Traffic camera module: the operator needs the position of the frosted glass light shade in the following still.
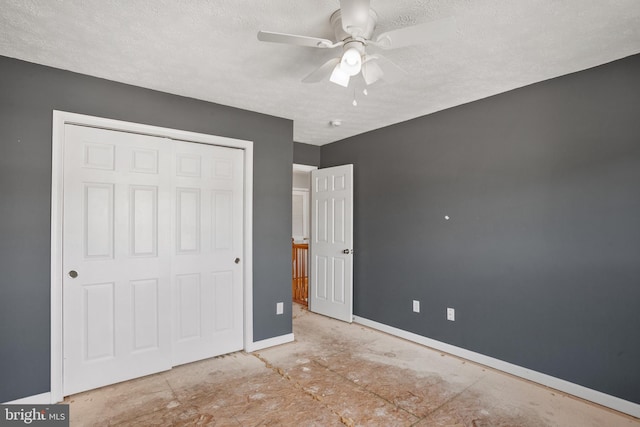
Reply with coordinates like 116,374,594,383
340,47,362,76
330,65,350,87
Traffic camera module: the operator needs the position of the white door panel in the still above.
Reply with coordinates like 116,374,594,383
309,164,354,323
171,140,244,366
63,125,172,395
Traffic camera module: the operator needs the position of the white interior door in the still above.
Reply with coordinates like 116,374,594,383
63,125,172,395
62,124,244,395
309,164,354,323
171,141,244,366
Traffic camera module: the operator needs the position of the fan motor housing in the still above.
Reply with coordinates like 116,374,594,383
330,8,378,42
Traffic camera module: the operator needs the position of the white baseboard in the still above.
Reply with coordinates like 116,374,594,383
2,392,52,405
245,333,294,353
353,316,640,419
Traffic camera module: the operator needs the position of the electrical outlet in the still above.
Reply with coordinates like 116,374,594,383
447,307,455,321
276,302,284,315
413,300,420,313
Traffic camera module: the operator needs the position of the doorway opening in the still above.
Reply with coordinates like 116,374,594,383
292,164,316,307
291,163,354,323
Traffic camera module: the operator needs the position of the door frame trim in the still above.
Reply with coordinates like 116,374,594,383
50,111,254,402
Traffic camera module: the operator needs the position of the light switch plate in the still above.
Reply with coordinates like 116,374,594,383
413,300,420,313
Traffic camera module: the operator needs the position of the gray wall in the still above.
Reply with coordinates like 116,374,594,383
321,54,640,404
293,142,320,166
0,56,293,402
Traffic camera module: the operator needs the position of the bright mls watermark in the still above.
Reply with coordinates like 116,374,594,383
1,405,69,426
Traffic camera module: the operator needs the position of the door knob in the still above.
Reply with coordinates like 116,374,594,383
234,258,241,264
68,270,78,278
342,249,353,254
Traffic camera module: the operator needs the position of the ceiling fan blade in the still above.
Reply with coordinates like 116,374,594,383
339,0,371,36
367,55,407,83
361,59,383,85
374,16,457,50
257,30,337,48
302,57,341,83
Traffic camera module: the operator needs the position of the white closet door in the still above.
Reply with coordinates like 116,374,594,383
63,125,172,395
62,125,245,396
171,140,244,366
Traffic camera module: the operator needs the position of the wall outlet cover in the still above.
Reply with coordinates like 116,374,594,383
447,307,455,321
413,300,420,313
276,302,284,315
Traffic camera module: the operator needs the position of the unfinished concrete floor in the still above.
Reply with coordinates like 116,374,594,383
67,304,639,426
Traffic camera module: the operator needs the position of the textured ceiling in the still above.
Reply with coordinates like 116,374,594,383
1,0,639,145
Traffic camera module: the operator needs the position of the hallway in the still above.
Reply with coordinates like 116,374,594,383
67,304,639,426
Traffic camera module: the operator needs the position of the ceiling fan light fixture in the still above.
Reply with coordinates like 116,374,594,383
330,64,350,87
340,47,362,76
361,59,384,85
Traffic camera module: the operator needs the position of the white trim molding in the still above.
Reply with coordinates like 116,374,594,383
353,316,640,419
246,333,295,353
292,164,318,173
51,111,254,403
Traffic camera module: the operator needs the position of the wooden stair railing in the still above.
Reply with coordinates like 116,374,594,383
292,240,309,306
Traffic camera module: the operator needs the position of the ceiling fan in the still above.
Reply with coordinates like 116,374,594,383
257,0,457,88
